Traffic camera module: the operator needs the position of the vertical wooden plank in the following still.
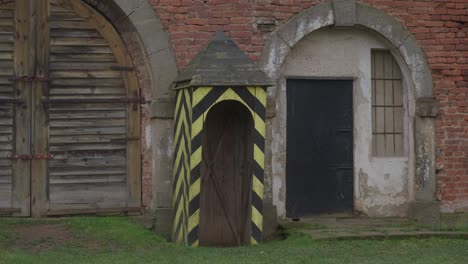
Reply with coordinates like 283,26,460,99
31,0,50,217
384,108,394,133
375,80,385,106
383,52,393,79
12,0,31,217
374,51,384,79
394,107,404,133
394,80,403,106
392,56,402,79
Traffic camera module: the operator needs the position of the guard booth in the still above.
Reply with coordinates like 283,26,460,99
172,31,273,247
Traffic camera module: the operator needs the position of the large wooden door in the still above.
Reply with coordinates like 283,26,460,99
286,80,353,218
0,0,31,216
0,0,141,217
199,101,253,247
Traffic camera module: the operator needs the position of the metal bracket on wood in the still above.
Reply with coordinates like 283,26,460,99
110,65,134,71
8,76,53,82
7,154,54,160
32,154,54,160
7,154,32,160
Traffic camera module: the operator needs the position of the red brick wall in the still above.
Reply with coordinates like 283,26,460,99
149,0,468,212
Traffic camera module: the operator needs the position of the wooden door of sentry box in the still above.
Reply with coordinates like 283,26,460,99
0,0,142,217
286,79,354,218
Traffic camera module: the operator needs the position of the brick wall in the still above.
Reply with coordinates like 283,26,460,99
149,0,468,212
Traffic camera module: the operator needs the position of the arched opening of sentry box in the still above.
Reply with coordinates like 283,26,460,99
199,100,254,247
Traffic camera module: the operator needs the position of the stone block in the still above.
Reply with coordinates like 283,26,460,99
409,201,441,227
356,3,410,48
152,207,173,241
150,98,175,119
333,0,356,27
263,203,279,241
416,98,439,117
441,213,468,229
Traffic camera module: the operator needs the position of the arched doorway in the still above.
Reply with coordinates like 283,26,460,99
0,0,141,216
199,100,254,246
259,1,437,220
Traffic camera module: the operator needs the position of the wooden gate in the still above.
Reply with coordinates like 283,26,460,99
0,0,141,217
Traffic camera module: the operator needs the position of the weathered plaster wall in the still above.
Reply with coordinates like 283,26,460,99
271,28,414,217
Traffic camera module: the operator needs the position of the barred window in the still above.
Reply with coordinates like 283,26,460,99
371,50,404,156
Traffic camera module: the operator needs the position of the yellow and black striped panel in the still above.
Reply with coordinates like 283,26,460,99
172,89,192,244
187,86,267,247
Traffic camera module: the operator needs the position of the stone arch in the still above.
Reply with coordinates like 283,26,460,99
82,0,179,218
259,0,439,224
258,1,433,99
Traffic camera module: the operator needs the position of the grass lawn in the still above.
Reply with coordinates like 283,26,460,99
0,217,467,264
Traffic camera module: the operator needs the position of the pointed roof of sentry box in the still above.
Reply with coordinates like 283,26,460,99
174,30,274,89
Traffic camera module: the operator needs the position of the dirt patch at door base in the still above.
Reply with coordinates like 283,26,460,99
15,224,77,253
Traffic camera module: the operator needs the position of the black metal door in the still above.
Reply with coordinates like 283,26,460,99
286,79,353,218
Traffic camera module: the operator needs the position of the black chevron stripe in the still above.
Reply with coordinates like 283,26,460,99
253,161,264,182
189,193,200,215
232,88,265,118
192,88,227,121
252,192,263,213
191,132,202,154
253,129,265,150
190,163,201,184
187,225,199,245
252,222,262,242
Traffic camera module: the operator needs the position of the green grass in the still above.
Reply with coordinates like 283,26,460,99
0,217,467,264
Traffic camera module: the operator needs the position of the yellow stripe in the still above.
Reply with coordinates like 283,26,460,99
188,208,199,233
191,117,203,139
177,223,184,243
250,237,258,245
254,115,265,137
255,87,267,107
192,86,212,107
175,91,183,115
173,203,184,234
191,240,199,247
190,147,202,169
189,177,200,201
252,206,263,231
174,109,190,148
252,175,264,199
254,144,265,169
173,135,187,175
